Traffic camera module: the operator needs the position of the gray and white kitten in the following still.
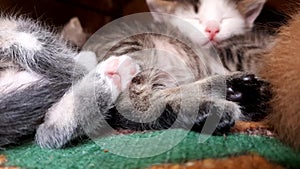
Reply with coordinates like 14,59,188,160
0,16,139,148
0,5,271,148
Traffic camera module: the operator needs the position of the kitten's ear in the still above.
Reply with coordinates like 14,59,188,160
239,0,266,27
64,17,83,32
146,0,177,22
62,17,89,47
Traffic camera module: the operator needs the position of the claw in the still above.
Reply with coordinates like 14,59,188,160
242,74,255,81
227,87,242,101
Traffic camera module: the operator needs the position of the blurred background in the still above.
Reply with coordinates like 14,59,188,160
0,0,290,35
0,0,149,33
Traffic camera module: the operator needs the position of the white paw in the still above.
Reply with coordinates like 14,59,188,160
75,51,98,71
97,55,140,99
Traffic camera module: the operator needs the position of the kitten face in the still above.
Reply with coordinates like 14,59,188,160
147,0,265,46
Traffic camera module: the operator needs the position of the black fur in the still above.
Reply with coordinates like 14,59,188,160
108,73,269,135
226,74,272,121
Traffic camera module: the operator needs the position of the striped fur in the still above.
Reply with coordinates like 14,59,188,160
83,20,272,136
0,15,273,149
214,31,275,73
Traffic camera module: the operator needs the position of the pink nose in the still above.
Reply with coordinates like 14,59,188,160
205,21,220,40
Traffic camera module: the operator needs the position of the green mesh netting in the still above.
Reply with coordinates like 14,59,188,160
2,129,300,169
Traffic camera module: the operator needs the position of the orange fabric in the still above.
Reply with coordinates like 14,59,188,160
148,155,285,169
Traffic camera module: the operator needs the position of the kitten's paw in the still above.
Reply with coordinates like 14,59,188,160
226,72,271,121
191,99,240,135
98,55,140,91
35,123,73,149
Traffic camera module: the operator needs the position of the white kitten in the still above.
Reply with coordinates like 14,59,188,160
147,0,265,46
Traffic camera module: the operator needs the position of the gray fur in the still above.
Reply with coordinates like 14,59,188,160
213,31,275,73
81,19,271,138
36,70,115,148
0,16,86,147
0,14,272,149
35,17,271,148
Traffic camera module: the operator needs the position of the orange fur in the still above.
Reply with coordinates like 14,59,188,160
267,0,299,15
260,11,300,150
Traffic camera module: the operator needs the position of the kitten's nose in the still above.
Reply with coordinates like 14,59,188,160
205,20,220,40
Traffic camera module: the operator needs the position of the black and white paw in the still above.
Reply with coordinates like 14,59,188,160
226,73,271,121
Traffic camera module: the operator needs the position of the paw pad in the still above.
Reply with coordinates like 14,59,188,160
98,55,140,91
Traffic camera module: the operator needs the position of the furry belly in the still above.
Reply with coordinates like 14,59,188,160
0,70,41,93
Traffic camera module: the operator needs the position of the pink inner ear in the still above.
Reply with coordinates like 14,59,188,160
245,2,265,26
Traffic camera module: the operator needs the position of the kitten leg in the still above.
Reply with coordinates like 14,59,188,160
174,72,271,131
115,72,266,134
0,17,87,147
36,55,139,149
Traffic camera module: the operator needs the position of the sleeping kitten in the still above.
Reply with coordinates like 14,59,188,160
77,17,270,146
0,15,271,149
0,16,139,148
146,0,266,46
34,0,273,150
35,9,272,147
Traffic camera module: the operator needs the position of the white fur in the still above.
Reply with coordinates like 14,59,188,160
116,55,140,90
46,91,76,128
0,19,41,50
0,19,17,31
153,39,196,83
147,0,264,47
97,56,121,102
172,0,246,46
75,51,98,71
16,32,42,50
97,55,140,102
0,70,41,93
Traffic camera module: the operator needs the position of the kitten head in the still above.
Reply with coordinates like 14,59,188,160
147,0,266,46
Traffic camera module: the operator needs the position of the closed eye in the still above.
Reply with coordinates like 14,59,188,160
193,5,199,13
220,17,232,23
189,17,201,23
152,83,165,90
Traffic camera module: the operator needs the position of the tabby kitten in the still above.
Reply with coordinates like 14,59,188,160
0,1,271,148
78,16,272,133
35,0,272,148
